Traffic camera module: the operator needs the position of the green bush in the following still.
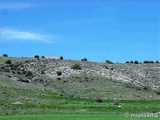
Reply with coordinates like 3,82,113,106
34,55,39,59
125,61,129,64
143,86,149,90
130,61,133,64
60,56,63,60
3,54,8,57
114,100,120,105
56,71,62,76
71,64,82,70
5,60,11,64
95,97,103,103
156,91,160,95
81,58,88,61
105,60,113,64
25,71,33,77
134,61,139,64
144,60,155,64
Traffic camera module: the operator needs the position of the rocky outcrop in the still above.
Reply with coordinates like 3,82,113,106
0,59,160,91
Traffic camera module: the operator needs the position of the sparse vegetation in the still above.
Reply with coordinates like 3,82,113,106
25,71,33,77
0,57,160,118
60,56,63,60
143,86,149,90
114,100,120,105
125,61,129,64
3,54,8,57
56,71,62,76
71,64,82,70
81,58,88,61
134,60,139,64
144,60,154,64
130,61,133,63
156,91,160,95
105,60,113,64
95,97,103,103
5,60,11,64
34,55,39,59
57,77,61,80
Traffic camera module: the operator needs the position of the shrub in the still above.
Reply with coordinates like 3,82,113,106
110,67,113,70
56,71,62,76
41,56,45,58
134,61,139,64
130,61,133,64
126,61,129,64
71,64,82,70
5,60,11,64
114,100,120,105
18,78,30,83
105,60,113,64
95,97,103,103
25,71,33,77
144,61,149,64
57,77,61,80
143,86,149,90
156,91,160,95
34,55,39,59
155,60,159,63
41,70,45,74
3,54,8,57
81,58,88,61
144,60,155,64
60,56,63,60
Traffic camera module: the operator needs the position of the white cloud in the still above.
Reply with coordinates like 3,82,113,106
0,2,37,10
0,28,53,43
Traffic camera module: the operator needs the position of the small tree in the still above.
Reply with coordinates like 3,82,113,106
126,61,129,64
130,61,133,64
156,60,159,63
144,60,149,64
5,60,11,64
3,54,8,57
60,56,63,60
144,60,154,64
34,55,39,59
105,60,113,64
82,58,88,61
83,58,87,61
134,61,139,64
41,56,45,58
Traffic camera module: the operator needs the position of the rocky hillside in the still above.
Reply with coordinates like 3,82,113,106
0,57,160,100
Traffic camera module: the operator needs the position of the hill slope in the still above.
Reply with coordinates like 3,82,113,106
0,57,160,100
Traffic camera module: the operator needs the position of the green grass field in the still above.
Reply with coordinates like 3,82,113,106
0,114,159,120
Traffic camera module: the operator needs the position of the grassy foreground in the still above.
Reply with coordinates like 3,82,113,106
0,114,159,120
0,76,160,116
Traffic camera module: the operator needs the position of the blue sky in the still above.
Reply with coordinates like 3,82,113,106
0,0,159,63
